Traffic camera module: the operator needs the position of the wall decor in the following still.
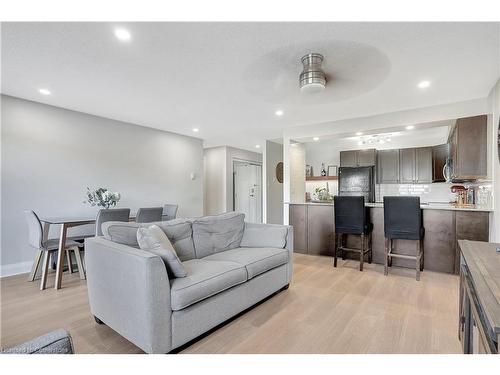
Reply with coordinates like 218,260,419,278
306,164,313,177
276,162,284,183
328,165,338,177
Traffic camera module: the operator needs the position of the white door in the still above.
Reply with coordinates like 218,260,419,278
234,161,262,223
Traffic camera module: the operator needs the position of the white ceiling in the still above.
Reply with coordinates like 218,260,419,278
2,22,499,152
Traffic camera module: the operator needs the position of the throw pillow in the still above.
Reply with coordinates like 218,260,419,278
137,224,187,278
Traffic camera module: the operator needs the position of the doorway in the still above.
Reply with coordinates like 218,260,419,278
233,160,262,223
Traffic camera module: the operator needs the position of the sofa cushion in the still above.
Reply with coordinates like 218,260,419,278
137,225,187,278
191,212,245,258
203,247,289,279
170,259,247,311
101,218,196,261
240,223,288,248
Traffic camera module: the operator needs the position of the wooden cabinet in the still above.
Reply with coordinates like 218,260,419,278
378,147,432,184
289,204,307,254
377,149,400,183
307,205,334,256
459,241,500,354
415,147,433,183
399,148,415,183
449,115,487,181
340,150,357,167
340,149,376,167
455,211,489,273
432,144,448,182
357,149,377,166
423,210,456,273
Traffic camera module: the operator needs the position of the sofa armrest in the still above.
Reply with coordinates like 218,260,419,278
240,223,293,283
2,329,74,354
85,237,172,353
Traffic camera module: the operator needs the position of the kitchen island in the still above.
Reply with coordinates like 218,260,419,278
287,202,491,274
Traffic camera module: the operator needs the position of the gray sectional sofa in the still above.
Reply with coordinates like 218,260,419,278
85,212,293,354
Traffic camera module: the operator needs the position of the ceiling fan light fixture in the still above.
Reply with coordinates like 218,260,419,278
299,53,326,93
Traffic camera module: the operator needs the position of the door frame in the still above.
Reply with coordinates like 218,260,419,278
232,159,263,222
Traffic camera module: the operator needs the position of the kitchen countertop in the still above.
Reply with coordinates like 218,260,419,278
285,201,493,212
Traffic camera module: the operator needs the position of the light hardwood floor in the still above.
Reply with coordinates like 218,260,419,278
0,253,461,354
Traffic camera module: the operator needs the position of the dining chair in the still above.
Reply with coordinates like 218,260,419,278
135,207,163,223
25,210,85,290
162,204,178,221
95,208,131,236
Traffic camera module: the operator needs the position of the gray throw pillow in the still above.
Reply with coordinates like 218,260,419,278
137,225,187,278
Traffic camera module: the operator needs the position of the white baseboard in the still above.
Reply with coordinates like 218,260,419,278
0,261,32,278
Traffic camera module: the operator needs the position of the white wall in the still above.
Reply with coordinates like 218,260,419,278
487,79,500,242
203,146,227,215
265,141,283,224
1,95,204,275
203,146,262,216
289,143,306,203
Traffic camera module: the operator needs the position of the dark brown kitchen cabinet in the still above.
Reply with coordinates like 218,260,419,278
415,147,433,183
307,205,334,256
340,149,376,167
356,149,377,166
454,211,489,273
399,148,416,183
377,149,400,183
340,150,357,167
449,115,487,181
432,144,448,182
289,204,307,254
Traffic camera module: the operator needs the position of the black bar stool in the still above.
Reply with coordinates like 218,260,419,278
333,196,373,271
383,196,425,281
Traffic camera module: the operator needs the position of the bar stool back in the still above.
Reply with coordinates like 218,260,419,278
334,196,373,271
383,196,425,280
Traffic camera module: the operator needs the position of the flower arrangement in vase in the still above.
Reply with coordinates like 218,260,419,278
84,187,121,209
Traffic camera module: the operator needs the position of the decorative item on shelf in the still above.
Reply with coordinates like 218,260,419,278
305,164,313,177
320,163,327,177
276,162,284,183
313,185,333,202
327,165,338,177
84,187,121,209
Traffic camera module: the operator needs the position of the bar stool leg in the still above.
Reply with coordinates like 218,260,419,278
341,234,346,260
416,240,421,281
384,238,389,276
388,239,393,267
333,233,338,267
360,234,365,271
420,239,424,271
368,232,373,264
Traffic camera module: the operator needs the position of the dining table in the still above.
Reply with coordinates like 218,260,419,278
39,213,136,290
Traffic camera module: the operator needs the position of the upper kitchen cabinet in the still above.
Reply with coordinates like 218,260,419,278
449,115,487,181
415,147,433,183
399,148,416,183
432,144,448,182
377,149,400,183
340,149,376,167
398,147,433,184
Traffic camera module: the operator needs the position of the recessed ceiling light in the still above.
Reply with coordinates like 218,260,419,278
38,88,51,95
417,80,431,89
406,125,415,130
192,128,199,133
114,28,131,42
255,145,261,149
356,132,363,136
313,137,320,142
275,110,284,117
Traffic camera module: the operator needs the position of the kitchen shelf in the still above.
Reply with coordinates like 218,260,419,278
306,176,338,181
